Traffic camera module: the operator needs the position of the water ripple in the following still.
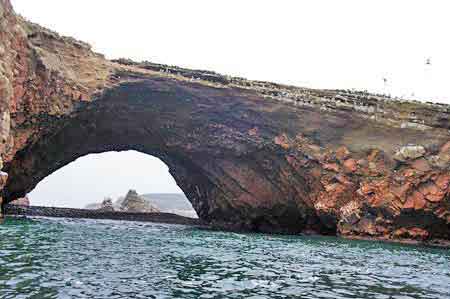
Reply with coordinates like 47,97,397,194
0,217,449,299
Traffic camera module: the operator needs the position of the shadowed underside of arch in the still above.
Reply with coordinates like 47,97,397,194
1,0,449,242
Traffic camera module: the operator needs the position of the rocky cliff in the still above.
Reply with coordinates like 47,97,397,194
0,0,449,245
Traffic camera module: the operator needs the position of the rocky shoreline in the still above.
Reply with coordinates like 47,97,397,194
4,205,204,226
341,234,450,249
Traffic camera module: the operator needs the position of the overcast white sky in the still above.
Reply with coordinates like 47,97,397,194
29,151,183,208
11,0,450,207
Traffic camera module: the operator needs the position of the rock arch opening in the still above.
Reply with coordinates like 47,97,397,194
23,150,197,218
3,83,214,221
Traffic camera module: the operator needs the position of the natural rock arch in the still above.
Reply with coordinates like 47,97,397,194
3,79,323,232
1,0,449,241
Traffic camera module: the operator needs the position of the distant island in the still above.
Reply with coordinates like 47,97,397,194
84,190,198,219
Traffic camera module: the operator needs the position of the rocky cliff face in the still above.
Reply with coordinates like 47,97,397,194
0,0,449,244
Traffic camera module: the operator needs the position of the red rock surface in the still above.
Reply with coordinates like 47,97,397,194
0,0,449,244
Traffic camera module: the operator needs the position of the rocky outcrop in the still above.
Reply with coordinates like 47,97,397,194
0,0,449,244
120,190,160,213
86,193,198,218
98,197,114,212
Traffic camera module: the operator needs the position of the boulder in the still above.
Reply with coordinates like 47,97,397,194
394,145,426,161
403,191,426,210
393,227,429,241
9,196,30,206
343,159,358,173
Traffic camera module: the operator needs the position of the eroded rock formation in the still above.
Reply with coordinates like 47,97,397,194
0,0,449,244
120,190,160,213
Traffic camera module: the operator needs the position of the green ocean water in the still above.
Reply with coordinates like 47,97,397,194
0,217,449,299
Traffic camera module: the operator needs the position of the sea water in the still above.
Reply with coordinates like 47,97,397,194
0,217,449,299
